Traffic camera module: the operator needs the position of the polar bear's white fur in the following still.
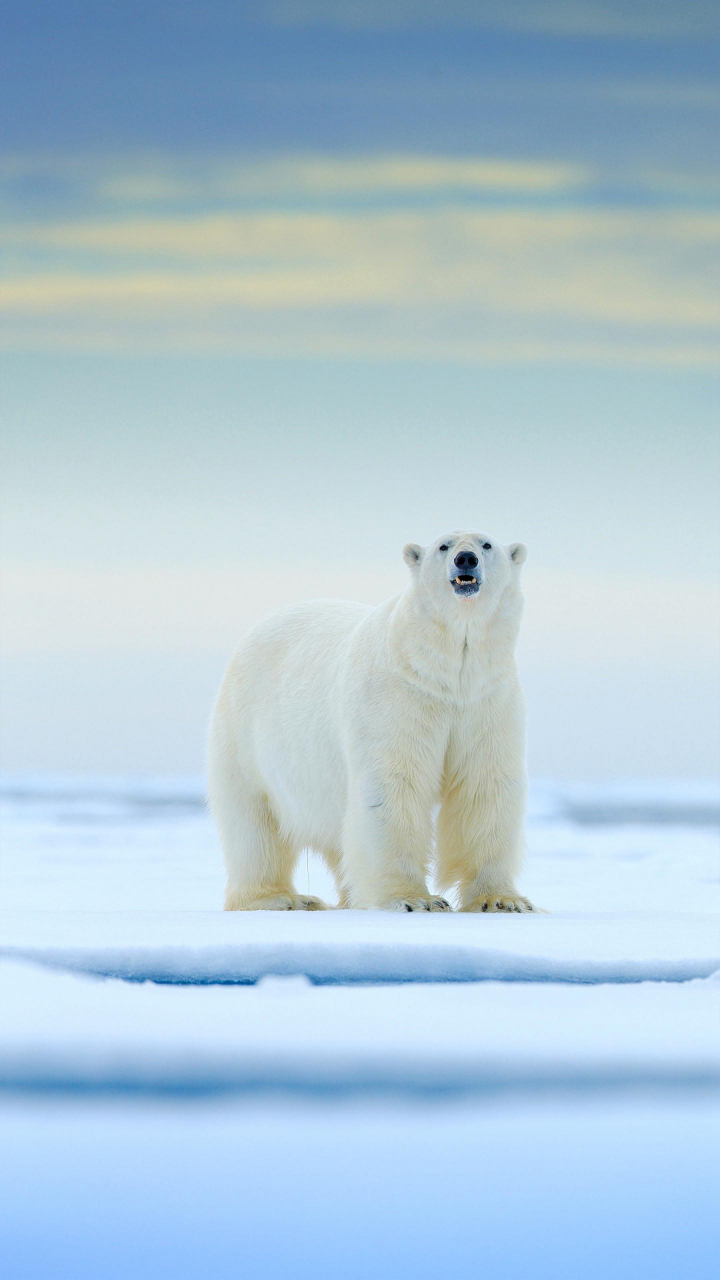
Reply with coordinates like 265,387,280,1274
208,530,534,913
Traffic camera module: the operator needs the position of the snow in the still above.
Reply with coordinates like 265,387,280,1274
1,774,718,1278
2,774,718,984
1,960,718,1095
3,906,719,984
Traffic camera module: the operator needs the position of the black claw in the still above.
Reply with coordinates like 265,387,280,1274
481,902,488,912
404,903,412,911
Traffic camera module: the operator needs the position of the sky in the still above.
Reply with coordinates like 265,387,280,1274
1,0,719,778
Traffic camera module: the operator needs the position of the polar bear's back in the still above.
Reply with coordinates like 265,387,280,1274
224,597,373,709
242,596,371,669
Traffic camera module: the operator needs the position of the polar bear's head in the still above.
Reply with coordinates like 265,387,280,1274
402,530,527,611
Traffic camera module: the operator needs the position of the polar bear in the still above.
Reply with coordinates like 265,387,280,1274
208,530,534,913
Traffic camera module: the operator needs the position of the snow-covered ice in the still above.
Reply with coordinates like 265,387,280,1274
0,774,718,1278
2,774,718,984
3,905,719,984
1,960,719,1095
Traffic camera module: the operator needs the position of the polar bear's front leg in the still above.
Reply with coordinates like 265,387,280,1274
341,776,448,911
436,684,535,912
436,773,533,911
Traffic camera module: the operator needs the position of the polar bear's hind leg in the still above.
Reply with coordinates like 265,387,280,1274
219,790,294,911
209,749,327,911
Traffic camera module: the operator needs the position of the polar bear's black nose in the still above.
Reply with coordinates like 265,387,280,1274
454,550,478,570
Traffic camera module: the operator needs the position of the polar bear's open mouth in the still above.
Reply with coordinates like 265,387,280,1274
451,575,480,597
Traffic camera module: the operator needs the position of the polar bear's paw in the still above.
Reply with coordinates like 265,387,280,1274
463,893,536,913
225,892,328,911
385,896,452,912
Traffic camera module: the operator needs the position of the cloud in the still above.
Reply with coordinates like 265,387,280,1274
7,205,717,253
2,208,718,328
98,155,589,204
268,1,720,39
3,150,716,229
3,327,717,369
2,152,718,367
0,152,590,209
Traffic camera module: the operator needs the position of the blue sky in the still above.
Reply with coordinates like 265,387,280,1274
3,1,718,191
2,1,718,363
1,1,718,776
3,3,719,158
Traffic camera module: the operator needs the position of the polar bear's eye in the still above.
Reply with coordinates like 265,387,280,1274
482,542,492,550
439,544,449,552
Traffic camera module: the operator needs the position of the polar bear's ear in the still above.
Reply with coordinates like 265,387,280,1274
508,542,527,566
403,543,423,572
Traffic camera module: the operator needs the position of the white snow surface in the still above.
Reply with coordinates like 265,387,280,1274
1,960,718,1095
3,905,719,984
1,774,719,1279
1,774,719,984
